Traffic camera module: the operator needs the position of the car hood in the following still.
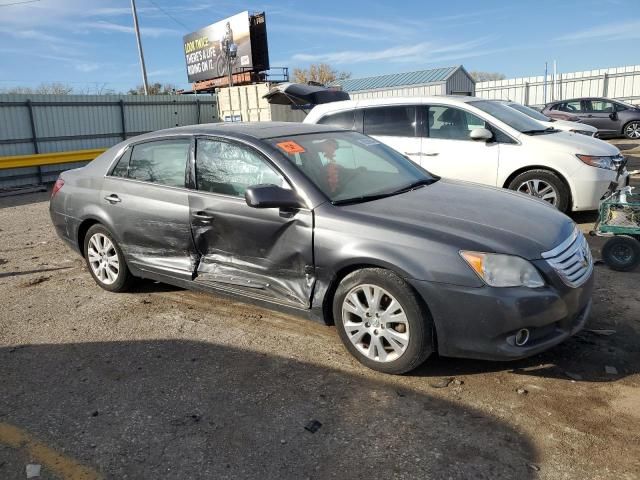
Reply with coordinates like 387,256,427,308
339,179,575,260
522,130,620,155
549,120,598,133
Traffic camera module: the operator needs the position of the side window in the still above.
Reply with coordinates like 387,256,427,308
427,106,486,140
586,100,614,113
128,139,190,187
614,103,628,112
363,106,416,137
318,110,356,130
110,149,131,177
195,138,288,197
558,101,582,112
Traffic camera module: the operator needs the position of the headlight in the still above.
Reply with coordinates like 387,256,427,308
460,251,545,288
576,154,623,171
570,129,595,136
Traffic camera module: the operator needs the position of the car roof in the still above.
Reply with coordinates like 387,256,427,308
546,97,618,105
136,121,342,141
306,95,485,119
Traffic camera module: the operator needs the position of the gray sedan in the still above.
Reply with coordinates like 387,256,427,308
50,122,593,374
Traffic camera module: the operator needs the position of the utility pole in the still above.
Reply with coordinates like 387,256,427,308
543,61,548,104
130,0,149,95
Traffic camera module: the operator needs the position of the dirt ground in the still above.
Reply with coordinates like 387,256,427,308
1,141,639,479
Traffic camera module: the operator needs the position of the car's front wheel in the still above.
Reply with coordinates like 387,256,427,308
333,268,433,374
84,224,133,292
623,121,640,140
508,169,570,212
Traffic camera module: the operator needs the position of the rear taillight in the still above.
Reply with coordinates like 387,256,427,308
51,178,64,198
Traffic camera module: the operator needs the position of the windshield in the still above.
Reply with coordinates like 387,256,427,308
505,102,551,122
267,131,436,204
469,100,554,133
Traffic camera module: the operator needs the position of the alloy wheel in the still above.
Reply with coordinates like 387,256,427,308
516,179,558,205
625,122,640,139
87,233,120,285
341,284,409,363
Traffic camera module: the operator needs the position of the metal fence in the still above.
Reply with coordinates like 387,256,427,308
0,93,218,188
475,64,640,108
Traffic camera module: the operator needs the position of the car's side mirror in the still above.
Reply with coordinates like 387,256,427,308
609,112,618,121
245,184,304,209
469,128,494,142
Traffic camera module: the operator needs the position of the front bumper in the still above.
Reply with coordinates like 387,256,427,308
408,269,594,361
570,165,628,211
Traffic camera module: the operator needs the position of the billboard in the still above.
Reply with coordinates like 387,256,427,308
183,11,269,84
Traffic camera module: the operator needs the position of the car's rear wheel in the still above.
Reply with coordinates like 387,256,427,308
623,121,640,140
333,268,433,374
601,235,640,272
508,169,570,212
84,224,133,292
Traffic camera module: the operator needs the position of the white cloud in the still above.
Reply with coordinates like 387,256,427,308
557,20,640,42
80,21,180,38
290,36,496,65
76,62,101,72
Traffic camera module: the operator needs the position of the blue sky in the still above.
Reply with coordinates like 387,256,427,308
0,0,637,93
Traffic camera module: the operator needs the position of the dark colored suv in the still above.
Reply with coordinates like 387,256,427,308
542,97,640,139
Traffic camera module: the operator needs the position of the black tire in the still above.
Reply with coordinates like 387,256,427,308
623,121,640,140
601,235,640,272
507,169,570,212
332,268,433,374
83,224,133,292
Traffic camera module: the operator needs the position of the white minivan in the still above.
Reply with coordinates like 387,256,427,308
304,96,628,212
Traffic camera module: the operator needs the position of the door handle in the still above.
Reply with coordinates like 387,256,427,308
193,211,214,221
104,194,121,204
404,152,423,156
423,152,440,157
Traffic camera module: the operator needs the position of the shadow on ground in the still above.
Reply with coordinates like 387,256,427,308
0,340,539,480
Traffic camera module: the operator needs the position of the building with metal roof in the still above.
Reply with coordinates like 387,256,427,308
331,65,475,100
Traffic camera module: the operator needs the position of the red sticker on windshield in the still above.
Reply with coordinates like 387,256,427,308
276,141,305,154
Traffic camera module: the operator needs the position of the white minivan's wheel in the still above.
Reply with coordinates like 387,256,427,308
84,224,133,292
508,169,570,212
333,268,433,374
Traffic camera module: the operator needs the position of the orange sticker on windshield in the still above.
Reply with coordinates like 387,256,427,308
276,141,305,154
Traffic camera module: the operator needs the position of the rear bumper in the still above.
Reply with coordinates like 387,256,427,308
49,203,82,255
409,271,593,361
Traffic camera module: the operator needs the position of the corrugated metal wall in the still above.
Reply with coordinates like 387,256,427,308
476,64,640,107
349,83,445,100
446,69,475,95
0,93,217,189
0,93,218,157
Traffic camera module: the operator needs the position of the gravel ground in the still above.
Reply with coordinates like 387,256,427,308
1,141,639,480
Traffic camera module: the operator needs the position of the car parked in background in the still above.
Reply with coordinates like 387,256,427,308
304,96,628,212
498,100,597,137
542,97,640,139
50,122,594,374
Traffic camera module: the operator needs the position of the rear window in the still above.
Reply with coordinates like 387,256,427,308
318,110,356,130
126,139,190,187
363,106,416,137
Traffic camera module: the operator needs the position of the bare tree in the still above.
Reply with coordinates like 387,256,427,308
292,64,351,86
1,82,74,94
469,71,507,82
128,82,177,95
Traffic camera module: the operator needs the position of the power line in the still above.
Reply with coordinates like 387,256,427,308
0,0,40,6
144,0,192,32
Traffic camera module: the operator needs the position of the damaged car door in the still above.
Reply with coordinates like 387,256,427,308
102,137,196,279
189,137,314,308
